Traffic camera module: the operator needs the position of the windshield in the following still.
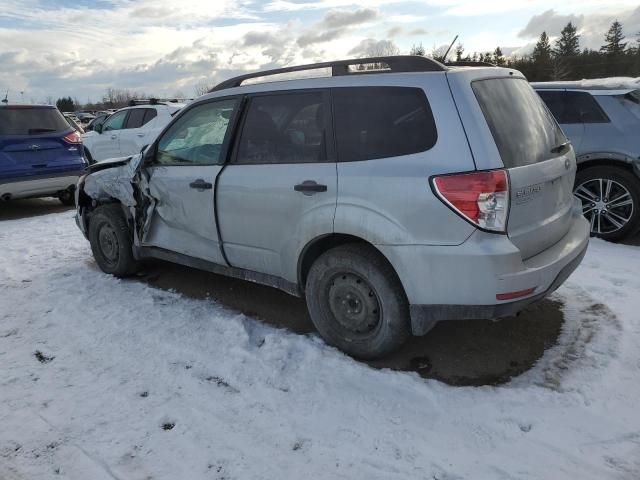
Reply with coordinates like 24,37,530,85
472,78,567,168
0,107,70,135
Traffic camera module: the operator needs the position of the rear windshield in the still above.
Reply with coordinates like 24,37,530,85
620,90,640,120
472,78,566,168
0,107,70,135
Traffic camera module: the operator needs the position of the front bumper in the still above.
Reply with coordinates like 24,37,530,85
377,204,590,335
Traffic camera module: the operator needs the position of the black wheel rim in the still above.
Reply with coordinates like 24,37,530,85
574,178,634,235
326,272,381,338
98,222,119,266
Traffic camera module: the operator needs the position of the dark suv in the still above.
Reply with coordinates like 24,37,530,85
0,105,86,205
533,82,640,241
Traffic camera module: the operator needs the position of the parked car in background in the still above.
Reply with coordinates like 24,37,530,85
81,100,184,163
0,104,86,205
76,57,589,359
63,113,84,134
533,80,640,241
84,112,109,133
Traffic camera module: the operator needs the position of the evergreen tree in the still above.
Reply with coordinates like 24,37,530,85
410,42,425,56
493,46,505,65
600,20,627,55
454,43,464,61
532,32,552,63
56,96,75,112
554,22,580,57
532,32,553,80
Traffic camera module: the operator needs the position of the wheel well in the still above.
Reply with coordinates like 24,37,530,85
298,234,396,292
577,158,635,174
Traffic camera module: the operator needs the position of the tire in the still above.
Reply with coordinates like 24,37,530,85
575,166,640,242
305,243,410,359
88,204,139,277
58,188,75,206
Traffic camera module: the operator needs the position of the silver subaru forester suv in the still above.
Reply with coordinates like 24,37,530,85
75,56,590,359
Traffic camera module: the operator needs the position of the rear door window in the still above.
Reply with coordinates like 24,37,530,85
332,87,437,162
143,109,157,125
472,78,566,167
235,91,327,164
0,107,70,135
124,108,147,129
538,90,609,124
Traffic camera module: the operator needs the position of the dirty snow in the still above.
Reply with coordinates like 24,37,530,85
1,211,639,479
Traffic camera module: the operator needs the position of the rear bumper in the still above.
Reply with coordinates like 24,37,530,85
377,201,590,335
0,171,83,200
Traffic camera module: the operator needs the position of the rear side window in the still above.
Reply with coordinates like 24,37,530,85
332,87,436,162
235,92,326,164
143,109,157,124
0,108,70,135
537,90,609,124
125,108,157,129
472,78,566,168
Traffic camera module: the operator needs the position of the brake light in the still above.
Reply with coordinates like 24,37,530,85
433,169,509,232
63,131,82,144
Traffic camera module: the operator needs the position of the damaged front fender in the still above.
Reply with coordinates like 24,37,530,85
76,152,156,245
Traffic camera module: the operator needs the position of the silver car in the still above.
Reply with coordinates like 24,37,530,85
75,57,589,359
533,82,640,241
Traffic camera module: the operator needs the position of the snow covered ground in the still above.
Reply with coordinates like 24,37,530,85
1,210,639,480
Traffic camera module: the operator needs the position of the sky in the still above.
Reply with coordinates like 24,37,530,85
0,0,639,104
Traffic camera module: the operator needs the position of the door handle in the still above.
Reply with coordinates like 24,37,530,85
189,179,213,191
294,180,327,195
136,133,145,137
110,134,117,140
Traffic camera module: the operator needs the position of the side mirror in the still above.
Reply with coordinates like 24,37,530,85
94,123,103,134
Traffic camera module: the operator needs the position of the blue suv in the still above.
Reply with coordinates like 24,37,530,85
0,105,87,205
533,82,640,241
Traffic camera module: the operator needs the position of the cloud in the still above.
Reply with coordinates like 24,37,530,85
348,38,400,58
387,26,403,38
297,8,379,47
518,7,640,52
518,10,584,39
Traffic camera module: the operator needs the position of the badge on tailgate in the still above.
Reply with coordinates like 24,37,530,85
514,183,544,205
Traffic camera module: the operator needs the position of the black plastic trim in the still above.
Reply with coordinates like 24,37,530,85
134,245,301,297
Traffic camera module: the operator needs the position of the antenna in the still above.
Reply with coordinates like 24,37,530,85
1,89,8,104
442,35,459,63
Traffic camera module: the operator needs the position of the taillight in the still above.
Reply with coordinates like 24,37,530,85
432,169,509,232
63,131,82,144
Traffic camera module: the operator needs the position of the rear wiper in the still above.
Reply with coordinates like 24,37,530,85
550,141,571,154
28,128,56,134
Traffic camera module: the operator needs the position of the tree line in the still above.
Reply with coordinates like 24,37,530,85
412,19,640,81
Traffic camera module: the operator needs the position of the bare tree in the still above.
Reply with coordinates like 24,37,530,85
194,80,215,97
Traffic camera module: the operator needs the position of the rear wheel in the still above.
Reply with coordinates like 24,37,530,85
305,244,410,359
574,166,640,241
88,204,139,277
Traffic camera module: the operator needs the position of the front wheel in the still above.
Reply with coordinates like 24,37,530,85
58,188,75,206
574,166,640,242
88,204,139,277
305,244,410,359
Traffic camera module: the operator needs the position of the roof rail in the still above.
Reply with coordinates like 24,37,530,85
445,61,497,67
127,98,192,107
210,55,447,92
